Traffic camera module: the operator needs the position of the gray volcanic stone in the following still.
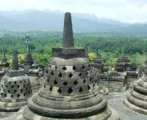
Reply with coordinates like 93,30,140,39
63,12,74,48
124,61,147,115
0,50,32,112
0,53,10,79
12,50,19,70
14,12,119,120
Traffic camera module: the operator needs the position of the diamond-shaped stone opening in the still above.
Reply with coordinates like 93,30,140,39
83,79,86,84
20,89,23,93
58,72,62,78
24,93,26,96
14,81,17,84
8,82,11,85
11,95,13,98
63,82,68,86
49,86,53,91
73,66,76,71
46,70,48,74
88,85,91,90
79,73,82,77
14,89,17,93
79,88,83,93
90,77,92,81
54,80,58,85
62,66,67,71
82,65,85,69
69,73,73,78
58,88,62,93
88,64,91,68
86,72,89,76
44,85,46,88
11,85,14,88
47,79,50,82
17,85,20,88
68,88,73,94
51,71,54,76
8,90,10,93
55,66,57,70
74,81,78,86
17,94,20,98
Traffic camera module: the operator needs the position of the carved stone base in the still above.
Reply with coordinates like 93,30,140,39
15,106,120,120
0,101,27,112
124,90,147,115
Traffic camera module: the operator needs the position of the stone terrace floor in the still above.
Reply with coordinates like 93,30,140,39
1,92,147,120
108,92,147,120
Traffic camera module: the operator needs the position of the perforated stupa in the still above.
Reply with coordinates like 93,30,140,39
15,12,120,120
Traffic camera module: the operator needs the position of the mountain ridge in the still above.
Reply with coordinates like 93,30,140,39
0,10,145,33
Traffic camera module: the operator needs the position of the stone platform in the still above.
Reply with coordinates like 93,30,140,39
2,92,147,120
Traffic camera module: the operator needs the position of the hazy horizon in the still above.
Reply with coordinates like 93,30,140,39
0,0,147,23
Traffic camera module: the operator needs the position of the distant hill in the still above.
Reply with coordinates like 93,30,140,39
0,9,146,33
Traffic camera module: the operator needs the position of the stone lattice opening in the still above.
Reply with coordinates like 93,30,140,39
69,73,73,78
58,72,62,78
54,80,58,85
49,86,53,91
83,79,86,84
62,66,67,71
88,85,90,90
68,88,73,94
17,94,20,98
63,82,68,86
82,65,85,69
8,90,10,93
74,81,78,86
73,66,76,71
79,73,82,77
51,71,54,76
79,88,83,93
58,88,62,93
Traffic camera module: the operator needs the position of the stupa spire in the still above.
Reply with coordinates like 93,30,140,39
63,12,74,48
12,50,19,70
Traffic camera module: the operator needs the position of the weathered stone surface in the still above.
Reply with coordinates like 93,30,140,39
15,12,119,120
20,50,43,77
63,12,74,48
0,53,10,79
0,50,32,112
124,60,147,115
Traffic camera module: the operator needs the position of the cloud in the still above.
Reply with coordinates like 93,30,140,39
0,0,147,23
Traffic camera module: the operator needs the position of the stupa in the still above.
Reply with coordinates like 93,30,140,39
124,60,147,115
15,12,119,120
115,56,132,72
0,53,10,78
0,50,32,112
20,50,42,76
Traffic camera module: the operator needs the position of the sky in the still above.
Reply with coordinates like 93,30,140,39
0,0,147,23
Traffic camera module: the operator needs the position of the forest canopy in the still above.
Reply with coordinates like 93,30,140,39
0,31,147,67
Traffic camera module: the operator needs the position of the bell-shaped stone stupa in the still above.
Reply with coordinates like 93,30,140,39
0,50,32,112
124,60,147,115
15,12,120,120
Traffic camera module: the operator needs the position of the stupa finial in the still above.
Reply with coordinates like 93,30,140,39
12,50,19,70
63,12,74,48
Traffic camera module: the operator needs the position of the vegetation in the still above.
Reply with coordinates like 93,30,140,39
0,31,147,67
